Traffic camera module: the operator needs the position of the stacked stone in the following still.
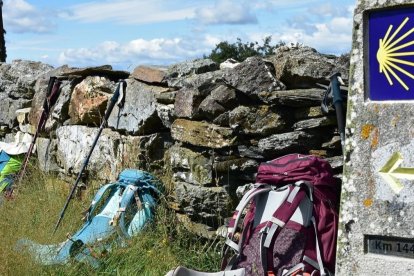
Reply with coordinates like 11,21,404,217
164,46,349,233
0,46,349,236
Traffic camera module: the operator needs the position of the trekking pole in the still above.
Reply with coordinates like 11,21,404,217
53,80,127,234
15,77,61,186
329,72,346,152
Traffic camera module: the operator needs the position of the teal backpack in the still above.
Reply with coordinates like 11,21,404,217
17,169,161,267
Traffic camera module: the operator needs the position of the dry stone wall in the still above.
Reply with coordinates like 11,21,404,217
0,45,348,235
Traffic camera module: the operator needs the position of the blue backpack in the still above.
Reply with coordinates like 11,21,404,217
17,169,161,267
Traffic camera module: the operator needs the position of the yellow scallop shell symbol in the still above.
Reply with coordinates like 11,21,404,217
377,17,414,91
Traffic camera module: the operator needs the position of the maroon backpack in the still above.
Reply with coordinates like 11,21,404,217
221,154,340,276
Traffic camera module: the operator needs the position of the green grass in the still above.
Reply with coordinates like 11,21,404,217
0,168,221,275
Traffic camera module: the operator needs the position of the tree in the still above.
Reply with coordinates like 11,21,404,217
205,36,285,63
0,0,6,62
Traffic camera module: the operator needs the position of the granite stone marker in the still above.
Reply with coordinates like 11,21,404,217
337,1,414,275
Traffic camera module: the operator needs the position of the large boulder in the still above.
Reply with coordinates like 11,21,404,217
156,103,175,128
268,46,349,88
171,119,236,149
107,78,165,135
68,76,115,125
120,132,172,171
223,56,286,102
174,87,206,119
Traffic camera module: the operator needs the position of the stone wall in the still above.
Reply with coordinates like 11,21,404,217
0,46,348,234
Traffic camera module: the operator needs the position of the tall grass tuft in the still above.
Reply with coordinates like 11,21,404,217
0,167,221,275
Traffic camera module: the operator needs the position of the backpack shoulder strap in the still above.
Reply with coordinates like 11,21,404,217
261,181,314,274
262,181,313,247
85,183,125,221
222,184,272,269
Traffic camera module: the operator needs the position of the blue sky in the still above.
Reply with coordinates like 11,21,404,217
3,0,356,71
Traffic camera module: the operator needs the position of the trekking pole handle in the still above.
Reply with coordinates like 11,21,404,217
104,80,126,121
330,73,343,105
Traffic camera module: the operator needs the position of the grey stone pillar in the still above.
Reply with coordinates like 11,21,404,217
337,0,414,274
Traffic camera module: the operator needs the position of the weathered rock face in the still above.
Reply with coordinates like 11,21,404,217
165,144,212,186
269,46,348,88
0,60,53,99
174,181,230,227
258,131,316,157
44,80,74,131
107,78,165,135
68,76,115,125
171,119,236,149
0,60,53,128
228,105,286,136
166,59,219,79
199,85,238,120
223,56,286,102
56,126,123,180
267,88,325,107
174,87,205,119
55,125,169,180
0,95,31,128
28,65,79,130
36,137,60,173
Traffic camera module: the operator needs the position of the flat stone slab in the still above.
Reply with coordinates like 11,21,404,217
59,65,129,80
171,119,236,149
267,88,325,107
131,65,167,85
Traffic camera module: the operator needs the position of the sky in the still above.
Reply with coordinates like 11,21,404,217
2,0,356,71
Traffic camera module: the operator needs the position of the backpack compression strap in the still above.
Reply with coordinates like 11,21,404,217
115,184,157,238
260,181,324,276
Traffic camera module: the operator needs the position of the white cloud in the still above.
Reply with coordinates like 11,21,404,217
196,0,257,25
62,0,197,25
57,36,215,69
3,0,55,33
252,14,353,55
